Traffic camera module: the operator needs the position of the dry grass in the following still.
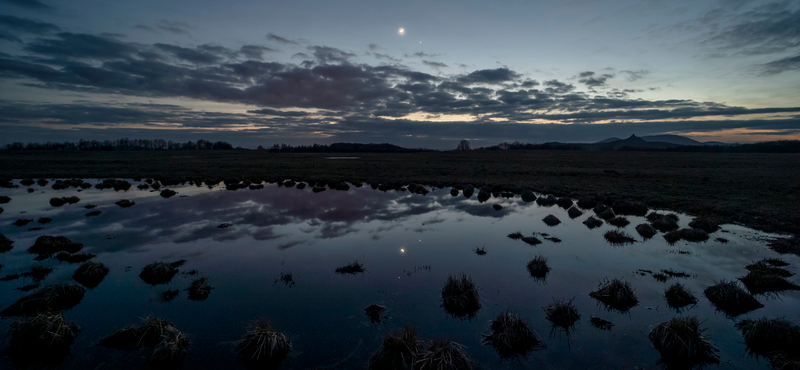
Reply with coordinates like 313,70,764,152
589,278,639,312
736,318,800,358
236,319,291,368
482,311,545,358
441,274,481,318
140,261,180,285
704,280,764,317
1,283,85,316
544,298,581,330
648,316,719,369
335,260,365,275
590,316,614,330
542,214,561,226
664,283,698,310
369,326,420,370
583,216,603,229
526,255,551,280
416,339,473,370
28,235,83,256
186,277,213,301
603,230,636,246
149,325,190,368
7,312,78,367
72,261,109,289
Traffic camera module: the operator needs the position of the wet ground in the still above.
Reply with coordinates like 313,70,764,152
0,179,797,369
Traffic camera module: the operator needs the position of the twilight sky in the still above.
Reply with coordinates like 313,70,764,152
1,0,798,149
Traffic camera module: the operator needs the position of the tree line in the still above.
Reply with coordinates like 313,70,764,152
3,139,234,151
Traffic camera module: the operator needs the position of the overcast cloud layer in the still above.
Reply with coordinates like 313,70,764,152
1,0,799,148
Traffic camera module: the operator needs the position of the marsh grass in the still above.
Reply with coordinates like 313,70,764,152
662,268,691,278
521,190,536,202
140,261,180,285
26,264,54,282
149,325,191,368
441,274,481,318
28,235,83,257
589,278,639,312
577,197,597,209
536,194,557,207
473,246,486,255
236,319,291,369
482,311,544,358
612,200,648,216
507,231,523,240
13,219,33,226
162,289,180,302
369,326,420,370
738,270,800,296
589,316,614,330
704,280,763,317
542,215,561,226
1,233,13,252
544,299,580,331
526,255,550,280
185,277,213,301
556,197,573,209
651,214,680,233
115,199,136,207
365,304,386,324
597,208,616,220
335,260,365,275
1,283,85,316
648,317,719,369
583,216,603,229
607,216,630,228
567,206,583,219
688,217,721,233
769,237,800,256
736,317,800,359
664,283,698,310
664,228,710,244
635,223,657,239
7,312,78,367
603,230,635,246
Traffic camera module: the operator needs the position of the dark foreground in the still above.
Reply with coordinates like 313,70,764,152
1,150,798,234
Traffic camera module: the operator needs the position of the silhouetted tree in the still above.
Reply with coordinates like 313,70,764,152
456,140,471,151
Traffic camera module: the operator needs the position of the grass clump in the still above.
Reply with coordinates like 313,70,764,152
417,339,473,370
769,236,800,256
507,231,523,240
160,189,177,198
635,223,657,239
521,236,542,245
650,214,680,232
648,317,719,369
526,255,551,280
335,260,365,274
542,214,561,226
590,316,614,330
589,278,639,312
612,200,648,216
101,316,190,367
115,199,136,207
236,319,291,369
369,326,420,370
13,218,32,226
608,216,630,228
150,325,191,368
736,318,800,361
365,304,386,324
185,277,213,301
55,251,96,263
71,262,109,289
704,280,763,317
7,312,78,367
1,283,86,316
567,206,583,219
544,299,581,331
536,194,557,207
521,190,536,202
603,230,636,245
664,283,698,310
745,259,793,277
473,246,486,255
49,196,80,207
482,311,545,358
583,216,603,229
140,261,181,285
556,197,573,209
28,235,83,257
597,208,616,220
0,233,13,252
688,217,721,233
441,274,481,318
739,270,800,296
664,228,710,244
576,197,597,209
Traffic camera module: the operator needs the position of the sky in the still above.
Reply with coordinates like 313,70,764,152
0,0,798,149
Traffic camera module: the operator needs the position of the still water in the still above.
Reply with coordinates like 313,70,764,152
0,180,797,369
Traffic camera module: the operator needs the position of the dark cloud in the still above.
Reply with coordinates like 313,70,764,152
620,69,649,81
25,33,138,60
155,43,225,64
369,52,401,62
247,108,310,117
458,68,520,84
578,71,595,78
405,51,440,58
423,60,448,68
267,33,298,45
701,3,800,56
543,79,575,94
1,0,51,10
368,43,380,51
154,20,191,35
239,45,276,60
0,15,59,35
760,54,800,75
308,46,356,63
578,71,614,87
0,32,21,43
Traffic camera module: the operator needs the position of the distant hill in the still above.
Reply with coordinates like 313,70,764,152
594,135,679,149
595,137,621,144
596,134,728,146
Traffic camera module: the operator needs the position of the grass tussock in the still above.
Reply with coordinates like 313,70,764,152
526,255,551,280
739,270,800,296
688,217,721,233
507,231,523,240
28,235,83,256
441,274,481,318
544,299,581,330
162,289,180,302
100,316,190,367
556,197,573,209
416,339,473,370
597,208,616,220
583,216,603,229
769,237,800,256
608,216,630,228
635,223,657,239
536,194,557,207
745,260,794,277
611,200,648,216
576,197,597,209
115,199,136,207
648,316,719,369
590,316,614,330
236,319,291,368
185,277,213,301
704,280,764,317
542,214,561,226
519,235,540,245
664,283,698,310
650,214,680,232
365,304,386,324
567,206,583,219
736,317,800,359
473,246,486,255
140,261,181,285
49,196,80,207
589,278,639,312
603,230,636,246
1,283,86,316
369,326,420,370
150,325,191,368
160,189,177,198
335,260,365,275
521,190,536,203
7,312,78,367
0,233,13,252
55,251,96,263
482,311,545,358
664,228,710,244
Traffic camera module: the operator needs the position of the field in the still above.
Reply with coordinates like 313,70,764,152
1,150,798,234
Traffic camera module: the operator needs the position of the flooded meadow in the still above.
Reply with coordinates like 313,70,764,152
0,178,798,369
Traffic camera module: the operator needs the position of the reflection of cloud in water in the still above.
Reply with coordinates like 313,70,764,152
278,240,305,250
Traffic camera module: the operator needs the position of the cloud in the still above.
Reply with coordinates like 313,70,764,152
700,4,800,56
370,52,401,62
578,71,614,87
457,67,520,84
0,32,21,43
25,32,139,60
308,46,356,63
239,45,276,60
759,54,800,75
154,19,191,35
422,60,448,68
0,15,59,35
267,33,298,45
405,51,440,58
1,0,51,10
154,43,224,64
247,108,309,117
368,43,380,51
620,69,649,81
